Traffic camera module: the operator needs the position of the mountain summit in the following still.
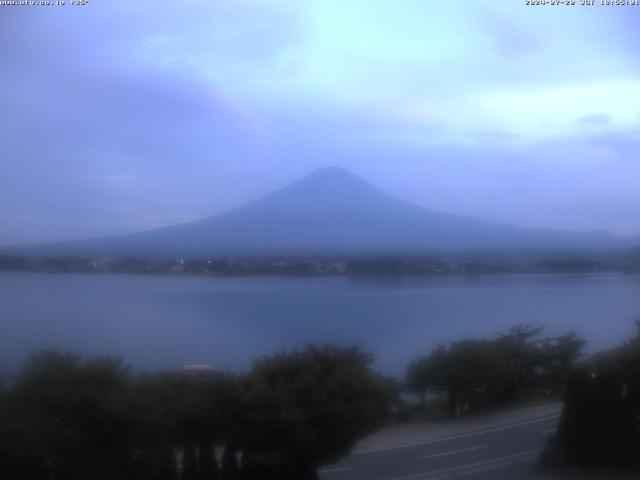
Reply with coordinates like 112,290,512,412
4,167,634,258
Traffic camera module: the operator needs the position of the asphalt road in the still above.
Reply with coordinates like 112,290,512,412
318,413,561,480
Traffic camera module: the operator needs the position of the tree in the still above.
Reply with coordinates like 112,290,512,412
0,346,389,479
538,331,586,395
2,351,135,480
127,373,182,480
494,324,545,401
220,445,240,480
407,339,509,416
237,346,391,479
406,325,586,416
129,369,239,480
542,322,640,470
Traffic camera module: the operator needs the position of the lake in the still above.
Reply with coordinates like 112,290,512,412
1,272,639,376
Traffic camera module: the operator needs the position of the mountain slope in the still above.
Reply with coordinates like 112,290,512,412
3,167,636,258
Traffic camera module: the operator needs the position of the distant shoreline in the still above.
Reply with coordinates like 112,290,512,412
1,253,638,278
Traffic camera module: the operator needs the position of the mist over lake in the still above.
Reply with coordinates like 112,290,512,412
2,272,639,376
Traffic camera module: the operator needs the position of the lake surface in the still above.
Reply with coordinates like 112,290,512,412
1,272,639,376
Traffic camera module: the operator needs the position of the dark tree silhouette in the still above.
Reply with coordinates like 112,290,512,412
220,445,240,480
183,439,198,480
237,346,391,479
542,322,640,471
0,346,389,479
197,436,218,480
1,351,135,480
406,325,585,416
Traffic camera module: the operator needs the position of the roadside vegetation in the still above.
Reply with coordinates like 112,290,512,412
405,324,585,417
0,346,391,480
1,322,638,478
541,322,640,472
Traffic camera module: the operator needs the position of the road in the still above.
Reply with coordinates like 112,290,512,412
319,413,561,480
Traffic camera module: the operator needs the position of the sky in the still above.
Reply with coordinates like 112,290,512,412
1,0,639,245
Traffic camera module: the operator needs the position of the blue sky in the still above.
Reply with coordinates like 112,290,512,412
1,0,639,244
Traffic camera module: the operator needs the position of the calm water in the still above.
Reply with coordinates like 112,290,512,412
1,272,639,376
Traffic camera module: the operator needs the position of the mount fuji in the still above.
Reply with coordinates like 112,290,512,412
4,167,636,258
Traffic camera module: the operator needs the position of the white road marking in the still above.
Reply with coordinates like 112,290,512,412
422,444,487,460
541,428,556,435
381,449,541,480
318,466,351,474
354,414,560,455
515,453,540,463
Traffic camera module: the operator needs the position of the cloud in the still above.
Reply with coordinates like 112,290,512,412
0,4,279,244
577,113,613,126
477,80,640,142
1,0,639,244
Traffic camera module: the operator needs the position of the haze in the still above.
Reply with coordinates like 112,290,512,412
2,1,639,246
